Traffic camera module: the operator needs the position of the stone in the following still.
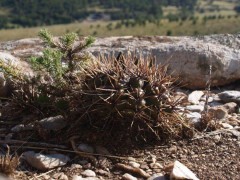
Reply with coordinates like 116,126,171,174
53,172,68,180
81,169,96,177
208,106,228,120
41,174,51,179
0,72,7,97
129,161,141,168
186,105,204,112
220,122,233,129
0,52,33,76
223,102,238,113
94,146,110,155
209,101,224,107
97,169,109,176
200,96,213,103
0,174,11,180
37,115,66,131
147,173,167,180
122,173,138,180
71,164,82,169
229,129,240,137
23,151,69,171
2,34,240,88
116,163,150,178
164,161,199,180
140,164,150,170
88,35,240,88
72,176,99,180
188,91,204,104
149,163,163,169
11,123,34,132
78,143,94,153
228,116,240,126
186,112,201,124
218,91,240,104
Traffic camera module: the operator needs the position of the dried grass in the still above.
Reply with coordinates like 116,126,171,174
0,146,19,176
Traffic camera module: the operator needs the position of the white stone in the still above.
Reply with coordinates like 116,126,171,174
81,169,96,177
129,161,141,168
23,151,69,171
88,35,240,88
0,52,33,76
71,164,82,169
186,105,204,112
218,91,240,104
201,96,214,103
149,162,163,169
220,123,234,129
188,91,204,104
147,173,167,180
229,129,240,137
186,112,201,124
122,173,138,180
78,144,94,153
170,161,199,180
72,176,99,180
38,115,66,131
53,172,68,180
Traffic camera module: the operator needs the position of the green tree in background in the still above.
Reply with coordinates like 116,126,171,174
0,0,197,29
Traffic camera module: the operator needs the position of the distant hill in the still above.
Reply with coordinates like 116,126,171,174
0,0,197,29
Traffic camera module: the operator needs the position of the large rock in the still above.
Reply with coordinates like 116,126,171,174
87,34,240,88
0,52,33,76
1,34,240,89
0,52,34,96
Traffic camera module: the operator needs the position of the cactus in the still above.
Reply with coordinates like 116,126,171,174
70,53,192,144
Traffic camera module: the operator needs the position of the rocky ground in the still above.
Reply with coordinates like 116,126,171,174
1,34,240,179
1,84,240,180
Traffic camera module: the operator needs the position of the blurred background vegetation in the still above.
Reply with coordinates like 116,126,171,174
0,0,239,41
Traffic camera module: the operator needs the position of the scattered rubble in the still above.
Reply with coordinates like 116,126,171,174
1,35,240,179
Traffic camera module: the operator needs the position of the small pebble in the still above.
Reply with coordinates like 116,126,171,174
122,173,138,180
129,161,140,168
81,169,96,177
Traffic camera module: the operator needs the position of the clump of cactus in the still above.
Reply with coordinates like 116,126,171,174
70,53,192,144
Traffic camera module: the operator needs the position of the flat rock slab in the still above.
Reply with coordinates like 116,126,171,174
1,34,240,89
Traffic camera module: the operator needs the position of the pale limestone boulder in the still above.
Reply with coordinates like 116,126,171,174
0,51,33,77
1,34,240,89
87,34,240,88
